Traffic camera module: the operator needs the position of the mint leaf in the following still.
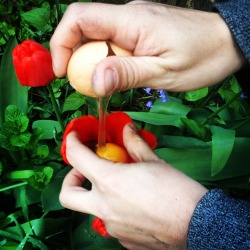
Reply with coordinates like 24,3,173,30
18,116,29,132
5,105,25,122
0,132,19,151
35,145,49,159
10,132,31,147
28,166,54,191
4,105,29,133
63,91,86,112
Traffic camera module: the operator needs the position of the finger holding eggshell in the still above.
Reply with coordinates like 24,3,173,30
67,41,132,97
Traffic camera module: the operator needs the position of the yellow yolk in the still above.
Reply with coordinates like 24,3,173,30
96,142,129,163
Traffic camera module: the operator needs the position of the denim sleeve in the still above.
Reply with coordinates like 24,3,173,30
213,0,250,63
187,189,250,249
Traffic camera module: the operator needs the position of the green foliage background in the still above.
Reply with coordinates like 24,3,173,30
0,0,249,249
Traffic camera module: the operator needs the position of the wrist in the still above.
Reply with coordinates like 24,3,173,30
215,12,247,73
174,184,208,248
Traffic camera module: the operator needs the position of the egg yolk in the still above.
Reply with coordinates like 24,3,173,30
96,143,129,163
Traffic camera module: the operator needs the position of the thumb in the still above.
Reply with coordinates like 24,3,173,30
123,123,160,162
91,56,166,97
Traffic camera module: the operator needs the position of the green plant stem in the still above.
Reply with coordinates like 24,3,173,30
200,91,242,126
0,182,28,192
47,84,64,132
194,84,221,108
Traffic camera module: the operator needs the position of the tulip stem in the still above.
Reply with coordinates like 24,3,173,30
200,91,242,126
47,84,64,132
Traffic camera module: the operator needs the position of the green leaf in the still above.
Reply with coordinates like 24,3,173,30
5,170,35,180
157,135,210,149
181,118,210,141
185,88,208,102
27,127,44,147
32,120,61,140
5,105,27,123
86,96,98,116
218,76,242,113
0,161,2,176
29,145,50,162
0,133,16,151
21,8,51,31
42,167,70,211
110,92,129,108
0,37,28,127
10,132,31,147
211,126,235,176
0,22,15,45
14,185,41,207
62,91,86,112
5,217,68,247
19,186,30,226
126,112,184,128
28,167,54,191
35,145,49,159
18,116,29,133
150,98,191,116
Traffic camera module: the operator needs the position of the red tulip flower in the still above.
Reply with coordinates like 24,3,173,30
61,111,157,237
12,40,55,87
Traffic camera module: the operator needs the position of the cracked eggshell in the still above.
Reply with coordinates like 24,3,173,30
67,41,132,97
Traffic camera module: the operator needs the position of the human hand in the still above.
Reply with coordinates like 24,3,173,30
50,1,245,97
59,123,208,250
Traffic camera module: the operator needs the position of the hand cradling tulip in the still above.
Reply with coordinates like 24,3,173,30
63,41,156,238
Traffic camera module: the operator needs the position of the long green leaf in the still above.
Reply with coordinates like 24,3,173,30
126,112,184,127
211,126,235,176
0,210,24,229
157,135,210,149
0,37,28,126
155,136,250,183
150,98,191,116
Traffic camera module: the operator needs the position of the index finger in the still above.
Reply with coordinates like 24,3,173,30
50,2,139,77
65,131,112,182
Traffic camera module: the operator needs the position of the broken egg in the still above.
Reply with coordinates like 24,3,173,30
67,41,132,97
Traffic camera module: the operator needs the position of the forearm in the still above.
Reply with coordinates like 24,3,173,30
187,189,250,249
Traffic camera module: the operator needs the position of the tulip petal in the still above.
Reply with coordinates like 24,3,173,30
106,112,132,147
61,112,157,165
61,116,99,164
12,53,28,86
139,129,157,149
92,217,111,238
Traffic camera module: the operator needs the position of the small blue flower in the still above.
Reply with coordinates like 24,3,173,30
157,89,168,103
144,88,152,94
145,100,153,108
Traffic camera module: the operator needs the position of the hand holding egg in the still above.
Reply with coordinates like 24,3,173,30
67,41,132,97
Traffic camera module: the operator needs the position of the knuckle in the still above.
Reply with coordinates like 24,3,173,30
66,2,82,15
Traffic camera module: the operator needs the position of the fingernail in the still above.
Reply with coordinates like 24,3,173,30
104,68,117,95
128,122,138,132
